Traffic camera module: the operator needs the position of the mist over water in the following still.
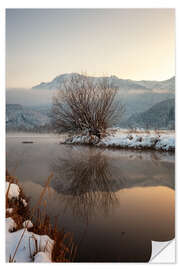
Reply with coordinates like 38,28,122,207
6,88,56,107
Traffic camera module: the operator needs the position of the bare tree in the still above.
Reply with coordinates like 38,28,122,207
51,74,125,138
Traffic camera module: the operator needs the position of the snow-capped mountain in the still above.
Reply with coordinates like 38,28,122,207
32,73,80,90
6,104,51,131
32,73,175,92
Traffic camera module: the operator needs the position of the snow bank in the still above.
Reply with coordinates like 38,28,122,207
155,136,175,151
64,131,175,151
6,182,20,199
99,133,175,151
6,217,54,262
6,180,54,262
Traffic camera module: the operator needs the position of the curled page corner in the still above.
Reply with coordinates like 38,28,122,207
150,240,175,263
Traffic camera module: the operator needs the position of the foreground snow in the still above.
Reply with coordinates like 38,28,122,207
6,218,54,262
64,130,175,151
6,181,54,262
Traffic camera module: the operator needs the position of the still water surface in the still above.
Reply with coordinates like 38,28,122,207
6,134,175,262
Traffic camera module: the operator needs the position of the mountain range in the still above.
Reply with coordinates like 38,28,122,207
6,73,175,131
32,73,175,92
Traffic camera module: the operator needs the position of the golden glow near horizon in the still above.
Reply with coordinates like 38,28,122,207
6,9,175,88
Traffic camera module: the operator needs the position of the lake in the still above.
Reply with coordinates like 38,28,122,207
6,133,175,262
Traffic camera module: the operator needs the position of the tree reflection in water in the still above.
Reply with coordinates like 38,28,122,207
51,147,120,222
49,147,174,262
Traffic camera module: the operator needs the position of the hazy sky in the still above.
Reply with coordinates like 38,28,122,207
6,9,175,88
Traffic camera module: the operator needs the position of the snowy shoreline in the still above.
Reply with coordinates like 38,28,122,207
6,181,54,262
6,172,76,263
63,130,175,152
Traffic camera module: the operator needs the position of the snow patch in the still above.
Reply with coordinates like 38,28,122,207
34,252,51,262
99,133,175,151
6,208,13,214
6,217,17,232
6,182,20,199
6,217,54,262
65,134,100,145
21,199,28,207
23,220,33,229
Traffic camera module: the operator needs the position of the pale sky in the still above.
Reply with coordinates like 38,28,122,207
6,9,175,88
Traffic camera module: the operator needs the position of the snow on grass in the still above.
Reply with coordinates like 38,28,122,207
64,130,175,151
21,198,28,207
6,180,54,262
6,182,20,199
155,135,175,151
99,133,175,151
65,134,100,145
6,217,17,232
6,208,13,214
22,220,33,229
6,217,54,262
